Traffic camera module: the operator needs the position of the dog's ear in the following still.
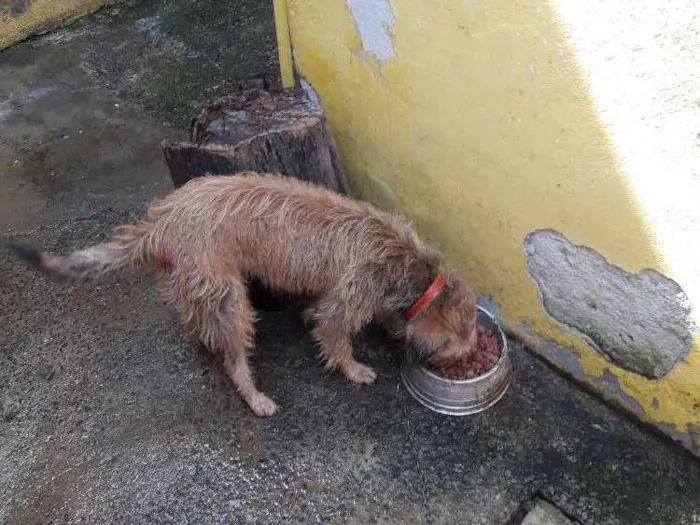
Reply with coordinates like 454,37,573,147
383,275,426,311
379,255,440,312
443,272,476,309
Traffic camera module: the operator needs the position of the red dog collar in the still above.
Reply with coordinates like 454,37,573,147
405,274,446,321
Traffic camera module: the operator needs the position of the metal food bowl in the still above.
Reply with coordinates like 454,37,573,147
401,305,512,416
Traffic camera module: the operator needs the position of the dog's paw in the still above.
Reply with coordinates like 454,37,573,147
249,393,278,417
343,361,377,385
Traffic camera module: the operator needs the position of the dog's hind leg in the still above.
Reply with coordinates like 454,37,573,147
224,346,277,417
179,273,277,417
309,298,377,385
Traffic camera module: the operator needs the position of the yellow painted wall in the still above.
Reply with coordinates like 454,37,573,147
285,0,700,452
0,0,107,50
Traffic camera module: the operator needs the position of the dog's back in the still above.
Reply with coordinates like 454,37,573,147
9,171,475,417
10,172,438,298
139,172,436,297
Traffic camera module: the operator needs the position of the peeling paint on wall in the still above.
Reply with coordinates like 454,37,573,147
477,295,503,321
286,0,700,456
524,230,695,379
346,0,395,64
1,0,31,17
520,322,589,383
478,295,697,452
300,77,321,106
517,321,699,456
656,421,699,452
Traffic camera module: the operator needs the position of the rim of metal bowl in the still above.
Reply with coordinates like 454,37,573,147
400,305,512,416
400,361,512,416
415,305,509,384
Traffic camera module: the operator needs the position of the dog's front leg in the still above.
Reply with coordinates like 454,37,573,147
313,321,377,384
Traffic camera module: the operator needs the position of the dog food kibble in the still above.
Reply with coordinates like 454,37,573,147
431,326,501,380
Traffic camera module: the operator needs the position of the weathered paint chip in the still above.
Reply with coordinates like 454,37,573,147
524,230,694,379
300,77,321,106
518,321,699,455
346,0,395,64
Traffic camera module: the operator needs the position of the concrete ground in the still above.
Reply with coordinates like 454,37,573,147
1,2,699,524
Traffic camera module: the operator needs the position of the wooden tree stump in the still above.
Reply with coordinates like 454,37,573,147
161,89,349,193
160,89,350,311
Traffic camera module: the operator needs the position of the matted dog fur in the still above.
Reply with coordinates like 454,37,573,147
10,172,477,416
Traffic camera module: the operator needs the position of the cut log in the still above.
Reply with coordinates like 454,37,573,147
161,89,349,194
160,89,349,311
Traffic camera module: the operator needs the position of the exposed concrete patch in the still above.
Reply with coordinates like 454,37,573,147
345,0,395,65
524,230,695,378
521,499,576,525
300,77,321,106
518,322,700,457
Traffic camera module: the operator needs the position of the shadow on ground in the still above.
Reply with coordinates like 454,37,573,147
0,0,279,231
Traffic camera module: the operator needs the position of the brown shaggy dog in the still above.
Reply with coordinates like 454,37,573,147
9,173,477,416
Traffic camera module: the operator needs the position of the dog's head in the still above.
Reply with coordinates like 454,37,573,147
405,275,477,368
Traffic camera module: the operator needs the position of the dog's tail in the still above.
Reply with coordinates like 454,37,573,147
8,222,155,281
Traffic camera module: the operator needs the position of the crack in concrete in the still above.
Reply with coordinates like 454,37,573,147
400,386,433,525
